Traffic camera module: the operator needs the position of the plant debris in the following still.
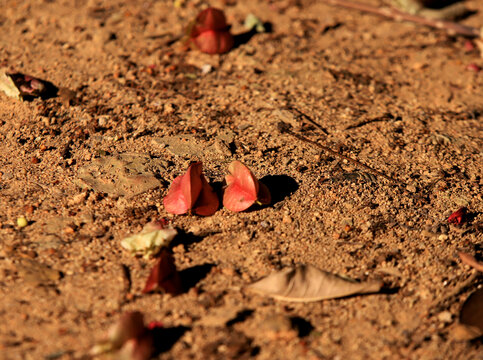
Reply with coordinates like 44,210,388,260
90,311,156,360
163,162,219,216
453,288,483,341
0,69,55,100
247,264,382,302
458,252,483,272
143,249,182,295
187,7,234,54
448,207,467,226
121,221,177,258
223,161,271,212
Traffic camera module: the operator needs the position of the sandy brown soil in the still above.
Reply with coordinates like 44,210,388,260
0,0,482,359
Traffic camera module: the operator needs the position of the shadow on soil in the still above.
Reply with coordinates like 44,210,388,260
152,325,189,355
260,175,299,205
179,263,214,293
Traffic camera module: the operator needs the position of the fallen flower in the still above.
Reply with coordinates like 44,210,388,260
143,249,182,295
188,7,234,54
0,69,52,100
163,162,219,216
121,221,177,258
247,264,382,302
223,161,271,212
448,207,467,226
91,311,156,360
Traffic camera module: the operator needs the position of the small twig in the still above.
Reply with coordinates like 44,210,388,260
278,121,402,184
326,0,480,38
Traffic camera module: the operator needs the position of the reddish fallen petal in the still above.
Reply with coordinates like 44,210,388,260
142,249,182,295
192,30,234,54
163,162,203,214
193,175,219,216
448,207,467,226
146,321,163,330
464,40,475,52
466,63,481,72
458,252,483,272
118,333,154,360
188,7,234,54
223,161,259,212
108,312,146,350
192,7,229,34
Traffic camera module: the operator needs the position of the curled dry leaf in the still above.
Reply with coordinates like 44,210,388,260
188,7,234,54
458,251,483,272
453,288,483,341
121,222,177,258
448,207,467,226
143,249,182,295
247,264,382,302
223,161,271,212
163,162,219,216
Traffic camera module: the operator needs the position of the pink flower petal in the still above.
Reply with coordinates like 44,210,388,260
142,249,182,295
163,162,203,214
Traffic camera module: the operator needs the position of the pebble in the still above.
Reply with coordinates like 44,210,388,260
282,215,292,224
437,311,452,323
438,234,449,241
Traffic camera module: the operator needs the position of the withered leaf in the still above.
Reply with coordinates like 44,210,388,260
247,265,382,302
454,288,483,340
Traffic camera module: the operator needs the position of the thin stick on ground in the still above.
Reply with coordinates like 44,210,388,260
278,121,403,184
326,0,480,38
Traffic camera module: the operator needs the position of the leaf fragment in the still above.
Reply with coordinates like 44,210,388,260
247,264,382,302
448,207,467,226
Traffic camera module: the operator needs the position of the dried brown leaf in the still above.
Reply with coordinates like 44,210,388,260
454,288,483,340
247,265,382,302
458,252,483,272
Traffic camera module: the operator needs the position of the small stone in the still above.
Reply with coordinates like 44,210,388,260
282,215,292,224
406,184,417,193
17,216,28,228
437,311,452,323
438,234,449,241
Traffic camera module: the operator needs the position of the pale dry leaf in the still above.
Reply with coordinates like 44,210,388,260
247,264,382,302
0,69,21,99
121,227,177,258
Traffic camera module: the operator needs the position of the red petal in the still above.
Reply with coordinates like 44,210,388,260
108,312,146,349
163,162,203,214
192,30,233,54
195,7,228,32
142,249,182,295
193,175,219,216
223,161,260,212
448,207,467,226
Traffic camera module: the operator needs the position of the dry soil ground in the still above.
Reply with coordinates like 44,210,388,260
0,0,482,359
